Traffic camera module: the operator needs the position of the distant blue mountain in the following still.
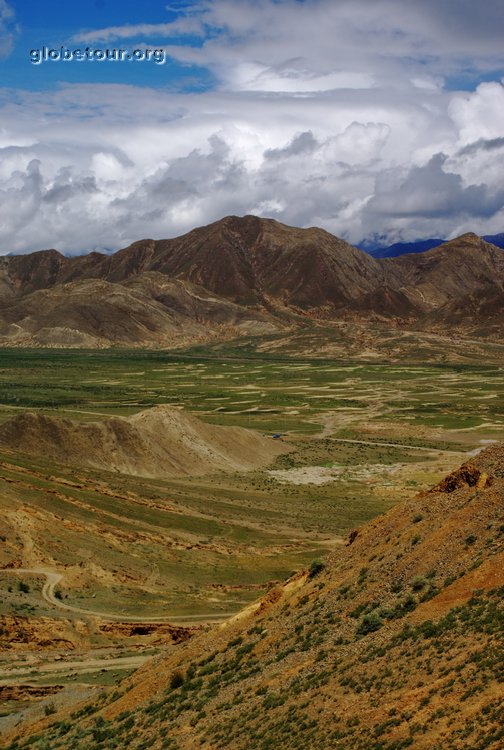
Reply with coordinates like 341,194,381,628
366,239,445,258
361,233,504,258
483,233,504,249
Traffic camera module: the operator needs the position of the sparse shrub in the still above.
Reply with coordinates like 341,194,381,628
469,558,483,571
18,581,30,594
247,625,263,635
263,692,287,709
121,716,135,731
465,535,477,546
413,514,424,523
169,670,185,690
401,595,417,613
357,612,383,635
411,576,426,592
44,703,56,716
385,594,417,620
308,560,326,579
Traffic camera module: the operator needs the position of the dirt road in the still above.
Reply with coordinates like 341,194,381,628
323,436,465,454
0,655,149,686
4,568,237,624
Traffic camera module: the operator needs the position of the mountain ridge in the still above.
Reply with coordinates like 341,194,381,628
1,216,504,347
363,231,504,258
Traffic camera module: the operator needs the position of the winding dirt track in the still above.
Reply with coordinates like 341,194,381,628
324,437,465,454
0,655,150,686
3,568,235,624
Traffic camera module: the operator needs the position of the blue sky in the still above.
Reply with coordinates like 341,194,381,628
0,0,503,253
5,1,213,89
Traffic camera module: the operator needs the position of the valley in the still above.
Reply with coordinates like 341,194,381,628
0,343,502,740
1,216,503,741
2,0,504,738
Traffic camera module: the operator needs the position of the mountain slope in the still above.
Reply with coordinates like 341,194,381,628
426,281,504,337
382,233,504,309
0,216,380,309
0,405,287,477
0,274,279,347
1,217,504,347
7,444,503,750
145,215,381,309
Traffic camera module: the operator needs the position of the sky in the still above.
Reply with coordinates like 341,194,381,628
0,0,503,254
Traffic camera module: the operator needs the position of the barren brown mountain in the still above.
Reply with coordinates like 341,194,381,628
382,232,504,310
1,216,503,348
0,272,278,347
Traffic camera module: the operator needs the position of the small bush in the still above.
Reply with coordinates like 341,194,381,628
308,560,326,579
411,577,426,592
169,670,185,690
357,612,383,636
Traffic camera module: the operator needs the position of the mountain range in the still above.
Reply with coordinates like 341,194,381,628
362,232,504,258
1,215,503,347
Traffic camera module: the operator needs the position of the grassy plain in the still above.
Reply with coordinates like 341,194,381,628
0,346,503,435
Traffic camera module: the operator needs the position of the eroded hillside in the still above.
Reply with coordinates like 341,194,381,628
5,444,503,750
0,405,287,477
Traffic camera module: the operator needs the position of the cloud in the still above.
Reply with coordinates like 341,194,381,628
264,131,318,160
72,18,204,44
457,137,504,157
0,0,18,57
449,82,504,145
366,153,504,219
72,1,504,92
0,2,503,252
0,77,502,253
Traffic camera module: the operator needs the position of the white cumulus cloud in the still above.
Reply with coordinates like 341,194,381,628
0,1,503,253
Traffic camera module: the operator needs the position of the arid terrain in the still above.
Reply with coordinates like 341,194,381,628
1,216,504,350
1,438,502,749
0,215,503,748
0,343,502,747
